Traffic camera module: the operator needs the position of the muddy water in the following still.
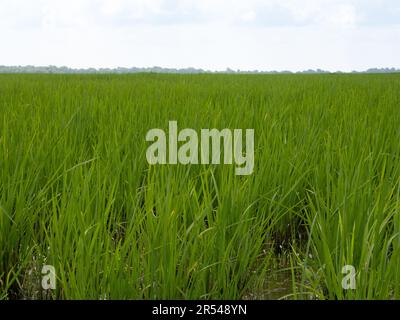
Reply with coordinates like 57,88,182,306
245,269,294,300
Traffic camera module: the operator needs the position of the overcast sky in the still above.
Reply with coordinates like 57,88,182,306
0,0,399,71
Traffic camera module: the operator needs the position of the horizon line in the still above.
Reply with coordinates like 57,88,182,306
1,65,400,75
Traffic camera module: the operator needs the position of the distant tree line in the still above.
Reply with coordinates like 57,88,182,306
0,65,399,74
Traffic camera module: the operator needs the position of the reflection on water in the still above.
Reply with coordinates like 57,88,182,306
262,269,294,299
245,268,296,300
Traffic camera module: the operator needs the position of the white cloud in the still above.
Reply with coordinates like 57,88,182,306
240,11,256,23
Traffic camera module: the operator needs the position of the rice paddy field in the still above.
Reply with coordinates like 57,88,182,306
1,73,400,300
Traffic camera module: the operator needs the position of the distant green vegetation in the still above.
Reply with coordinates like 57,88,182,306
1,73,400,299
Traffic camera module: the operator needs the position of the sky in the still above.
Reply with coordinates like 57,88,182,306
0,0,399,71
